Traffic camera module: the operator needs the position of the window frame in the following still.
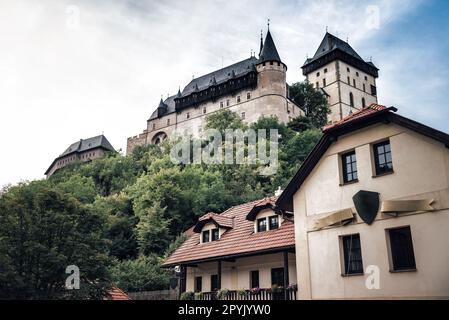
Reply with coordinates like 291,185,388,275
202,230,210,243
194,276,202,293
269,215,279,230
340,233,364,276
211,228,220,241
373,140,394,176
257,218,267,232
386,226,417,272
250,270,260,289
341,150,358,184
210,274,219,291
271,268,285,287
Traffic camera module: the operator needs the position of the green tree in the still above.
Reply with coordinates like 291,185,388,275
0,181,110,299
54,174,98,204
205,109,247,132
289,81,330,128
287,116,314,133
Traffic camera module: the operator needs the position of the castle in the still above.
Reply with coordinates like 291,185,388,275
126,29,379,154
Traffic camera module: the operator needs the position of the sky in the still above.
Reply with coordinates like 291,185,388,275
1,0,449,186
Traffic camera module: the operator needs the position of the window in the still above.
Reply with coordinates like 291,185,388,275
167,118,170,125
316,72,320,77
353,79,356,87
237,96,241,103
202,230,210,243
388,226,416,271
341,234,364,275
349,92,354,107
324,68,328,73
211,228,219,241
186,112,190,119
152,123,156,130
371,85,377,96
316,82,319,89
270,61,273,65
247,92,251,100
269,216,279,230
257,218,267,232
362,97,366,108
342,151,358,183
250,270,259,289
271,268,284,287
363,83,366,92
347,67,350,72
210,274,219,291
226,99,230,106
241,112,245,120
194,276,202,293
356,72,359,77
365,76,368,81
220,101,224,108
203,107,206,114
347,76,350,84
323,78,326,87
373,140,393,175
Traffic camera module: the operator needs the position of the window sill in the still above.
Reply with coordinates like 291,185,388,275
341,273,364,277
372,170,394,179
389,268,417,274
339,179,359,187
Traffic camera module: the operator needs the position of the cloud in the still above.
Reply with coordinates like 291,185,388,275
0,0,439,185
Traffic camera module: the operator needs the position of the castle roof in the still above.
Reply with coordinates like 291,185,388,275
302,32,378,77
258,30,282,65
45,135,115,175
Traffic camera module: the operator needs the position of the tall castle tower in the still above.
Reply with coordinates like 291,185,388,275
302,32,379,123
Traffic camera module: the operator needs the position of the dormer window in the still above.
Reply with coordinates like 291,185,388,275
257,218,267,232
202,231,210,243
269,216,279,230
211,228,220,241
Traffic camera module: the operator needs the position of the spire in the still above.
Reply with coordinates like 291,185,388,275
259,29,263,56
177,87,182,97
258,28,282,64
158,97,167,108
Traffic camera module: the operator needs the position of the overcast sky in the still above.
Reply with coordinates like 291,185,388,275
1,0,448,186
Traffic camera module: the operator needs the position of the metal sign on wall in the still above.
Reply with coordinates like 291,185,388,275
352,190,380,225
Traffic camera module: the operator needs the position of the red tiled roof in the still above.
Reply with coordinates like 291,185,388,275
323,104,388,132
106,287,131,300
246,197,276,221
162,197,294,267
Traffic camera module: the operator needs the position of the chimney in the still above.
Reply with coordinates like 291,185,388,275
274,186,283,197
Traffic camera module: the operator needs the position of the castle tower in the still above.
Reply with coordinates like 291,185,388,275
302,32,379,123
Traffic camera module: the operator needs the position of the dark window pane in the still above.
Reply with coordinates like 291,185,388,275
210,275,219,291
195,276,202,292
342,234,364,275
342,151,358,183
271,268,284,287
250,270,259,289
257,218,267,232
202,231,210,243
389,227,416,271
211,228,219,241
269,216,279,230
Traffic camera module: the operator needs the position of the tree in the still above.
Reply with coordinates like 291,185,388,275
0,181,110,299
205,109,247,132
287,116,314,133
289,81,330,128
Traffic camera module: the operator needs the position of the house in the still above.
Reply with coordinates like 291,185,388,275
276,104,449,299
162,197,297,300
45,135,115,177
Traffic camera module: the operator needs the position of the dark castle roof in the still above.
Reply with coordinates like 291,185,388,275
258,30,282,64
45,135,115,175
303,32,378,77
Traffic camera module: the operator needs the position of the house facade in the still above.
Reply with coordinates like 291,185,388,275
163,198,297,300
277,104,449,299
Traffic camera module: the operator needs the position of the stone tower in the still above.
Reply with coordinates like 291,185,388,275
302,32,379,123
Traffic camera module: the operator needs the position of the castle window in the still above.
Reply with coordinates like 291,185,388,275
247,92,251,100
316,82,319,89
203,107,206,114
323,78,326,87
262,62,266,66
167,119,170,125
347,67,350,72
365,76,368,81
152,123,156,130
347,77,350,84
363,83,366,92
349,92,354,107
316,72,320,77
270,61,273,65
342,151,358,184
226,99,230,106
237,96,241,103
220,101,224,108
341,234,364,275
324,68,328,73
277,62,280,66
186,112,190,119
371,85,377,96
241,112,245,119
362,98,366,108
356,72,359,77
353,79,356,87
